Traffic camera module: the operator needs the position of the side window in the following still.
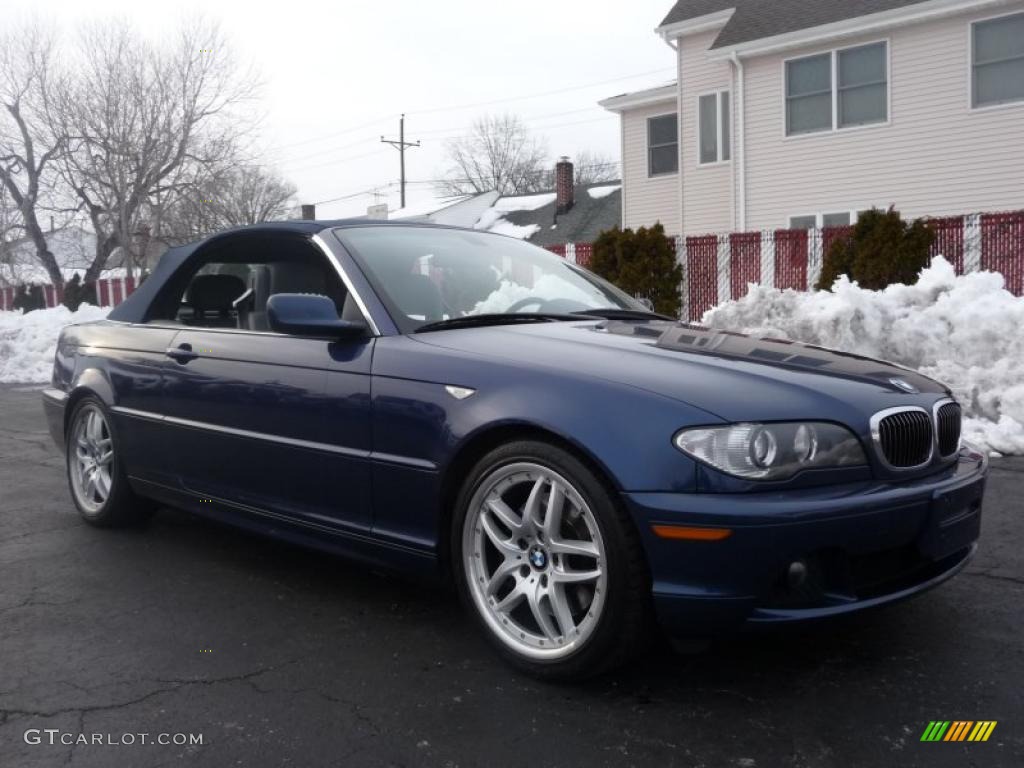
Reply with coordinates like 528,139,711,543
149,240,352,332
177,263,253,328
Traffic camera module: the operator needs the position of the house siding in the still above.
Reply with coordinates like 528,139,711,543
680,29,734,235
621,100,681,235
742,3,1024,229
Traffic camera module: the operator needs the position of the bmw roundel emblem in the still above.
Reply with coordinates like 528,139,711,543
889,377,919,394
529,548,548,569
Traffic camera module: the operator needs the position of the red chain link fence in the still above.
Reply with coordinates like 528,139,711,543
547,209,1024,321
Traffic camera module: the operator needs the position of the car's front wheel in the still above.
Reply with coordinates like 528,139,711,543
66,396,152,527
453,440,651,680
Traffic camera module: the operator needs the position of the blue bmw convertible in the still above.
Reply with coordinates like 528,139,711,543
43,220,987,679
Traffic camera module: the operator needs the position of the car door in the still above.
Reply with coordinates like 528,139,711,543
89,324,182,488
159,326,374,532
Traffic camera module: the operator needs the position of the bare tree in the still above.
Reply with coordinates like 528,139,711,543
440,113,549,196
573,150,619,185
0,21,67,286
49,18,259,281
156,164,297,245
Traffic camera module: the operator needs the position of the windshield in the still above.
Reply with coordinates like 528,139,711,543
335,226,642,333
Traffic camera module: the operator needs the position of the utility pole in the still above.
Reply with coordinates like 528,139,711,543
381,114,420,209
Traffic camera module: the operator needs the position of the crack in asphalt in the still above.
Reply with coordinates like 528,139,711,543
0,594,77,614
0,665,292,722
964,569,1024,586
0,524,82,546
241,679,382,735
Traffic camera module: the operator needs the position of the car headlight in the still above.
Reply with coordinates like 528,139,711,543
673,422,867,480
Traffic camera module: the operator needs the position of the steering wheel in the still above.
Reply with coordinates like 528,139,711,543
504,297,594,314
505,297,551,313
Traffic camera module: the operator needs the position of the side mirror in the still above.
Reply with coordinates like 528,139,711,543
635,296,655,312
267,293,367,340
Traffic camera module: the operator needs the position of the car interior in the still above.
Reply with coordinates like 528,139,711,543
145,233,366,332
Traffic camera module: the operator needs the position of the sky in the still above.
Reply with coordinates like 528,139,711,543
11,0,677,219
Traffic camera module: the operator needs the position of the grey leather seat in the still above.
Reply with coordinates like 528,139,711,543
187,274,246,327
245,261,364,331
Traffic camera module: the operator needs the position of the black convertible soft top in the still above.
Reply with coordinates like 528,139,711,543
107,218,488,323
108,221,329,323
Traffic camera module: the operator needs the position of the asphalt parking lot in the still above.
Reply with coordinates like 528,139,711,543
0,384,1021,768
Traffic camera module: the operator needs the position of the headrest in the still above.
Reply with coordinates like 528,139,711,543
269,262,327,296
189,274,246,311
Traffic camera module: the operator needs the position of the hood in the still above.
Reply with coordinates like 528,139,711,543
414,319,948,424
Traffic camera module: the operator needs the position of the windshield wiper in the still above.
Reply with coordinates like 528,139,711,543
414,313,582,333
570,308,675,321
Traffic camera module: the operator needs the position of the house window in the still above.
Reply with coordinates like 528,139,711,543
838,43,888,127
786,54,832,135
822,211,852,227
789,212,854,229
698,91,731,164
786,42,888,135
972,12,1024,108
647,114,678,176
788,215,819,230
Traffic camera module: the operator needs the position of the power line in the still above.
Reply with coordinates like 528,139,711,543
312,182,399,206
405,67,675,115
284,147,391,175
278,114,616,174
266,66,671,159
270,115,397,152
413,106,602,137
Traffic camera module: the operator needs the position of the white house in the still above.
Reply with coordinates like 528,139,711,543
600,0,1024,237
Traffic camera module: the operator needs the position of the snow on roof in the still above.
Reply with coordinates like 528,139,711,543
471,192,558,240
494,193,556,213
389,194,474,220
587,184,622,200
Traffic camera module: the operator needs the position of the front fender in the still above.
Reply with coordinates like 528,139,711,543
371,336,721,493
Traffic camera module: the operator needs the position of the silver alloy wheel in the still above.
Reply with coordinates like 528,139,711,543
70,405,114,514
463,462,608,660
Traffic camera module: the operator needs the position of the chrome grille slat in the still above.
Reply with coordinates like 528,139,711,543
871,407,933,469
936,401,962,457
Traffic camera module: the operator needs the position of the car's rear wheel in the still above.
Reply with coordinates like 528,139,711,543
453,440,651,680
66,396,152,527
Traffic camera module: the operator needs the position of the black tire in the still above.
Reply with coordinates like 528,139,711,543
65,396,153,528
452,439,652,681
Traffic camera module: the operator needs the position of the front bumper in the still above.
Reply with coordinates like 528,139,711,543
624,448,988,637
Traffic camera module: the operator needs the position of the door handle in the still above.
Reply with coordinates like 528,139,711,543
165,343,198,363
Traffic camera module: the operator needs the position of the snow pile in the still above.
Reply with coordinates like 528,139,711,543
702,257,1024,456
472,274,599,315
587,184,621,200
0,305,109,384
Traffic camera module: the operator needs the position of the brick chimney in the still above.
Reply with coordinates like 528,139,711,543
300,204,316,220
555,156,574,214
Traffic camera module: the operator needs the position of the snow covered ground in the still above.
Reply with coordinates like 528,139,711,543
0,305,109,384
703,257,1024,456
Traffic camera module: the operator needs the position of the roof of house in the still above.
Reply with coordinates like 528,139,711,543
478,183,622,247
660,0,931,49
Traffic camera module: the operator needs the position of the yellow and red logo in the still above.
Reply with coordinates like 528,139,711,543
920,721,997,742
